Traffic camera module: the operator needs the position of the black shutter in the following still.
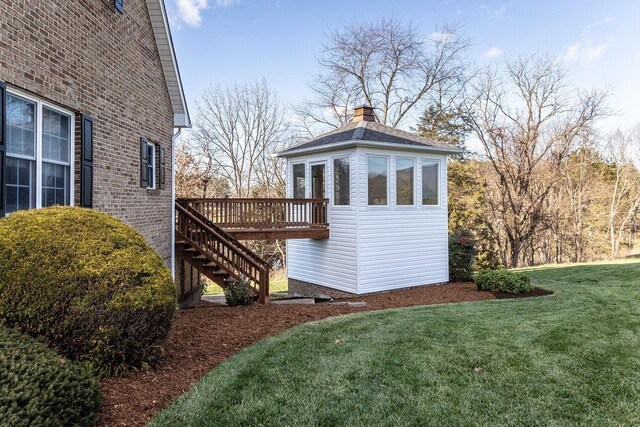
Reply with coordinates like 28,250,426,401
114,0,124,13
159,146,166,190
140,138,148,188
0,81,5,217
80,114,94,208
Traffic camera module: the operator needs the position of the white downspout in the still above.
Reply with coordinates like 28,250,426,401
170,128,182,279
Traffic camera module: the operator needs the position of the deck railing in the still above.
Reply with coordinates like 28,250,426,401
178,198,329,230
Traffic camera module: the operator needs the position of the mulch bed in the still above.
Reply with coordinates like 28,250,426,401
96,282,549,426
493,287,554,299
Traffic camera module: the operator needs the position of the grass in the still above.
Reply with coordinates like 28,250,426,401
203,274,288,296
152,259,640,426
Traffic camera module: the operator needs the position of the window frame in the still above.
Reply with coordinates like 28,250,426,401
420,158,440,207
395,156,416,207
291,161,306,198
4,88,75,215
332,155,351,207
366,154,389,207
146,142,156,190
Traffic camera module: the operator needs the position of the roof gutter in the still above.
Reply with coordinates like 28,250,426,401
276,139,463,158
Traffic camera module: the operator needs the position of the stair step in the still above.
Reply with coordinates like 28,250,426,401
193,254,207,260
183,247,196,253
175,240,187,245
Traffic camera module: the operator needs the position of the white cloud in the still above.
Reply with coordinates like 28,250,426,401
480,3,508,17
216,0,239,6
563,41,607,64
176,0,208,27
484,46,503,58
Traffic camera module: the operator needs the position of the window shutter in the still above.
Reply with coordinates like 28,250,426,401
140,138,148,188
159,146,166,190
0,81,5,217
114,0,124,13
80,114,94,208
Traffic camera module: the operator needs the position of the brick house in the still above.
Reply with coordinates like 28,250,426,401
0,0,190,273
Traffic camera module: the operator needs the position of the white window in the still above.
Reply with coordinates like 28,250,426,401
367,155,388,206
421,160,439,206
333,156,350,206
395,157,415,206
292,163,305,198
5,91,73,215
146,142,156,189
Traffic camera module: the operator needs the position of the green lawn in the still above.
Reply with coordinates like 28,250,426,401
203,277,288,296
152,260,640,426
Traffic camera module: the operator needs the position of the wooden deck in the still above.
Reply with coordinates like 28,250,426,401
177,198,330,240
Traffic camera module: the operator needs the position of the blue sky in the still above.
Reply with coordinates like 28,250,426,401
168,0,640,131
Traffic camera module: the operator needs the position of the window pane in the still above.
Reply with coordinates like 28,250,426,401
42,107,70,163
333,157,350,206
368,156,388,206
146,144,155,188
6,94,35,157
422,161,439,205
42,162,69,207
292,164,305,198
311,164,325,198
5,157,35,214
396,158,415,205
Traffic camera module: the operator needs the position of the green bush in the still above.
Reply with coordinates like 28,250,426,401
449,230,476,282
224,278,255,306
0,326,101,426
475,269,533,294
0,207,176,376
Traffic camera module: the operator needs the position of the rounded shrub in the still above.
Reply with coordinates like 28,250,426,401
0,326,101,426
0,207,176,375
475,269,533,294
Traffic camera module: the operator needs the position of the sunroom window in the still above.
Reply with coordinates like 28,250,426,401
396,158,415,206
292,163,305,198
368,156,388,206
5,92,73,215
421,160,439,205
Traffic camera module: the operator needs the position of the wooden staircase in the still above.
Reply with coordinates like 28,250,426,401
175,201,270,304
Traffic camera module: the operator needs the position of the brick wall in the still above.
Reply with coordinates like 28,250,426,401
0,0,175,264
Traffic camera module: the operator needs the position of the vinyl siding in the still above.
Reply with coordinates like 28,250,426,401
286,149,359,293
356,147,449,293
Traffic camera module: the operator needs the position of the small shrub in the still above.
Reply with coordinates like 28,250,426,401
475,269,533,294
449,230,476,282
224,278,255,306
0,207,176,376
0,326,101,426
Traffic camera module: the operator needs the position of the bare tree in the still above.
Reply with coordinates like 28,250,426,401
294,17,469,135
606,127,640,256
175,144,229,198
465,55,608,267
189,80,288,197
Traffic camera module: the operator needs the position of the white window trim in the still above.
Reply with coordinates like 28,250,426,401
420,158,441,207
290,161,306,199
395,156,416,207
366,154,390,207
147,142,156,190
5,88,75,214
331,155,351,207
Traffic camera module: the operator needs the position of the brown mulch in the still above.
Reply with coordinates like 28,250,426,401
493,286,554,299
97,283,547,426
